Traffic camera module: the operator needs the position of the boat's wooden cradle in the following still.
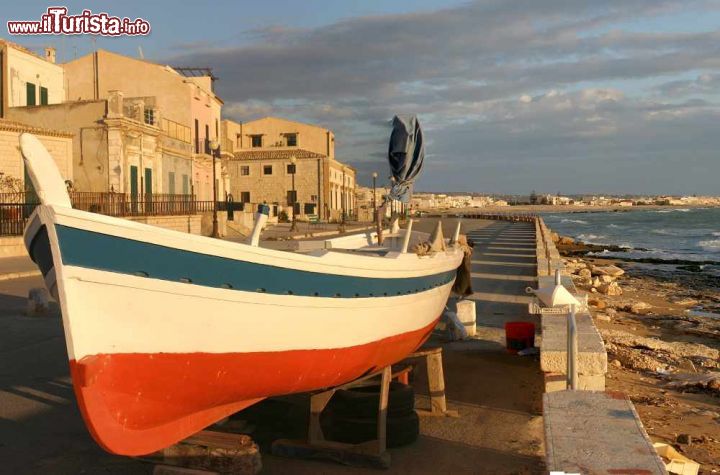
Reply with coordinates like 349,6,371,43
271,345,455,469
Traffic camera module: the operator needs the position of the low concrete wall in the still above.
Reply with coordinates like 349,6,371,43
534,219,608,392
127,215,202,235
200,211,228,237
0,236,28,257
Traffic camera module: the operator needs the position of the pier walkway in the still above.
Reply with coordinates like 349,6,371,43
465,220,537,347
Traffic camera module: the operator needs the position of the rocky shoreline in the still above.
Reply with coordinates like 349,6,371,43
554,235,720,471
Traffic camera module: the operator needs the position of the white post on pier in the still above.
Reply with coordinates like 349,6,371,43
567,304,579,390
400,219,414,253
555,268,562,286
247,204,270,247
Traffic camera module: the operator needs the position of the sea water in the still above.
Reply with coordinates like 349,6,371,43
542,207,720,274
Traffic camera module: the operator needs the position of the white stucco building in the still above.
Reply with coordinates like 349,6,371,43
1,40,64,116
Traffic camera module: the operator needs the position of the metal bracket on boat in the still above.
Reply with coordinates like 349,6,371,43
390,217,400,234
400,219,414,253
450,220,461,245
247,204,270,247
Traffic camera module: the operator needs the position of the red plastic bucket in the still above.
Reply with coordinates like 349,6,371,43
505,322,535,354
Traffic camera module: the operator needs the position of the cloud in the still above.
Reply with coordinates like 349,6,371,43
656,73,720,97
165,0,720,193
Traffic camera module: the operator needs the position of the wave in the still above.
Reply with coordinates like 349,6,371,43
576,233,607,244
655,208,691,213
561,218,588,224
607,224,624,229
650,227,717,237
699,239,720,251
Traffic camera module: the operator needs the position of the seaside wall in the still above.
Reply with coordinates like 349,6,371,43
536,218,666,474
534,217,607,392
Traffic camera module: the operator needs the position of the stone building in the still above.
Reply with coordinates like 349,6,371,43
0,119,72,187
223,117,355,220
61,49,226,199
8,91,181,195
1,40,65,118
0,40,70,187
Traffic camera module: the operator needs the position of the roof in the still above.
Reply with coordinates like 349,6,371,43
0,39,48,61
231,148,326,160
0,119,74,138
244,116,333,133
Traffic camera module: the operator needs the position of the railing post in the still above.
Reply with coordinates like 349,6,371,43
567,304,578,390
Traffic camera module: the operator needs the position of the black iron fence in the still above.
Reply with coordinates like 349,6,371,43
0,192,218,236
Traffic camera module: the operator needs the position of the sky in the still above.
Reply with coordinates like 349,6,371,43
4,1,720,195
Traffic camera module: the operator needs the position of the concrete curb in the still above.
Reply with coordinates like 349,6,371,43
0,270,41,281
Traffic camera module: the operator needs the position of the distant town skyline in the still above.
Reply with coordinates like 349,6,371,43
5,1,720,194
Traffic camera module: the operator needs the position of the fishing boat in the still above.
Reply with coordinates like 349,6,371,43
20,124,463,455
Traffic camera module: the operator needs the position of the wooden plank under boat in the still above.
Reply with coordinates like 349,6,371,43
19,133,464,456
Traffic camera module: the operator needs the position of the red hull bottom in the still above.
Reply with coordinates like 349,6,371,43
68,319,437,455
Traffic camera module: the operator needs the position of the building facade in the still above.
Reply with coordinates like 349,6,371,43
223,117,355,220
8,91,184,197
0,119,72,188
1,40,64,119
61,49,225,199
0,41,71,190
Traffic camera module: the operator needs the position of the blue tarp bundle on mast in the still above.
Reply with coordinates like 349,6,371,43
387,115,424,204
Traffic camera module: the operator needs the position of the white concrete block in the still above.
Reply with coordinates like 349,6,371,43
456,299,476,337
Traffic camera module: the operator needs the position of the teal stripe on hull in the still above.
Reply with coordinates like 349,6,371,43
54,225,456,298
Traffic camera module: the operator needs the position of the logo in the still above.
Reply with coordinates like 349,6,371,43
7,7,151,36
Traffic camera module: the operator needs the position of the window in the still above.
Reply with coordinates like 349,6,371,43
251,135,262,148
40,87,48,105
286,164,296,174
182,174,189,195
240,166,250,176
144,108,155,125
286,133,297,147
205,124,210,154
304,203,316,215
194,120,199,153
240,191,251,203
287,190,297,205
26,82,36,106
311,195,318,202
263,165,273,175
168,172,176,194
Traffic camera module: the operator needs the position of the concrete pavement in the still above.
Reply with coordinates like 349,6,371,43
463,220,538,348
0,255,40,281
0,275,148,474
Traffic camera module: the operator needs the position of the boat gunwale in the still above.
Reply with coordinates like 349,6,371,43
39,205,464,278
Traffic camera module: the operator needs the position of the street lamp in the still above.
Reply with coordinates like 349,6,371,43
289,155,298,232
372,172,378,220
208,139,220,238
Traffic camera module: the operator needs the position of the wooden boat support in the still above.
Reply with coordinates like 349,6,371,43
271,366,394,469
271,346,456,469
403,347,459,418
